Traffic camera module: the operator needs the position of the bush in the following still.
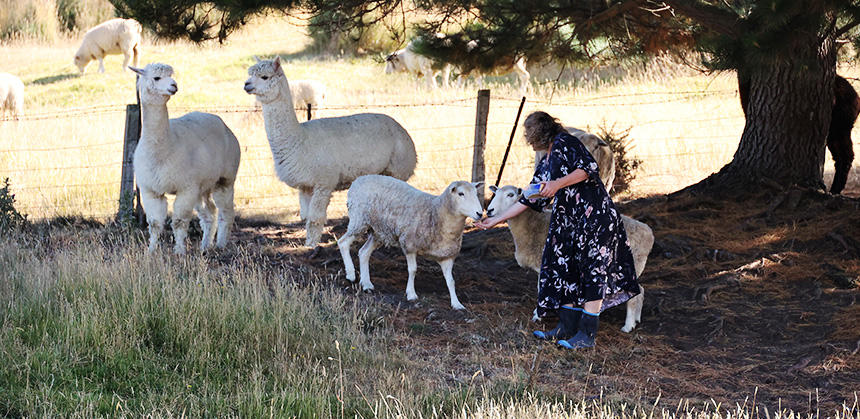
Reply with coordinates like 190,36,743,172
308,9,405,56
0,0,115,42
0,178,27,233
598,125,642,197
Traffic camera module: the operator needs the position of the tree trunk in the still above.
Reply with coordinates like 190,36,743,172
688,35,837,193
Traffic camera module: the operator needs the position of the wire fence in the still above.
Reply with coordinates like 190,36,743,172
0,87,807,221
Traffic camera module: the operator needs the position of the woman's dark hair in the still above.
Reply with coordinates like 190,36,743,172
524,111,566,150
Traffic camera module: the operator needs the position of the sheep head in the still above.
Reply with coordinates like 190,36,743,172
245,56,286,105
73,54,91,74
445,181,485,221
486,185,522,218
384,52,403,74
129,63,177,105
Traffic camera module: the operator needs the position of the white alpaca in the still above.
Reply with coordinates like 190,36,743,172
130,63,241,254
75,18,141,74
385,40,453,89
0,73,24,120
244,57,417,247
338,175,485,310
486,185,654,332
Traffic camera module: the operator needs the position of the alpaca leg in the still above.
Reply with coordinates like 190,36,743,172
298,188,312,222
171,191,199,255
357,235,380,291
621,287,644,333
140,190,167,252
337,220,366,282
195,194,216,251
405,252,419,301
304,188,332,247
438,258,465,310
212,185,235,248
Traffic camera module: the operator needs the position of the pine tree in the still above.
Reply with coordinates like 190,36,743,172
111,0,860,192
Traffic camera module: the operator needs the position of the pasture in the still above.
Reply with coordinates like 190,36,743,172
1,14,859,418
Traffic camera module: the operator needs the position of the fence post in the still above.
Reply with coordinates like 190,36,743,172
472,89,490,202
307,103,312,121
118,104,141,224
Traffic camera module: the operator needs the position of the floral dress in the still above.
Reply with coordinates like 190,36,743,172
520,132,640,318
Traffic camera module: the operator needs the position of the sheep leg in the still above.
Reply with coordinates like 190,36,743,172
438,258,465,310
357,235,380,291
212,185,235,248
405,252,419,301
97,57,105,74
441,64,452,89
195,195,216,251
171,191,199,255
298,188,312,222
305,188,332,247
337,232,358,282
621,286,645,333
140,190,167,252
122,51,132,72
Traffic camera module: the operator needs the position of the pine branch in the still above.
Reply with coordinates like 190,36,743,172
662,0,741,37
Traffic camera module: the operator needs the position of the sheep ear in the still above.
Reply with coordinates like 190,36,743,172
473,181,484,189
489,185,498,193
517,187,523,196
128,66,144,75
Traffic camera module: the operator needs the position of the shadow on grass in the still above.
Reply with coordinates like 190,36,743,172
31,73,80,85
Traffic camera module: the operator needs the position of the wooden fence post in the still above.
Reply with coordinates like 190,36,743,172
472,89,490,202
307,103,312,121
118,103,142,224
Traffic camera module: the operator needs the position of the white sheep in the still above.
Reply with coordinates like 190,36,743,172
338,175,485,310
533,128,615,193
74,18,142,74
385,39,453,89
486,185,653,332
130,63,241,254
0,73,24,121
244,57,418,247
251,79,327,120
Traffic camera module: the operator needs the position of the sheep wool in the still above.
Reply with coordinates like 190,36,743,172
0,73,24,120
74,18,141,74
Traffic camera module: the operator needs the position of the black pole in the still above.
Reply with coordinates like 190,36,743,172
494,96,527,188
307,103,312,121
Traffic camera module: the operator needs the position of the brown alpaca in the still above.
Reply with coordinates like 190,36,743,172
738,74,860,194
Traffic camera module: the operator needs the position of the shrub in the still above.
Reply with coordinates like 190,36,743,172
0,178,27,233
598,125,642,197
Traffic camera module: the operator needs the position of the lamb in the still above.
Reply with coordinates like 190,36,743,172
534,127,615,191
0,73,24,121
385,40,453,89
486,185,654,332
251,78,327,121
130,63,241,254
244,56,418,247
74,18,141,74
338,175,485,310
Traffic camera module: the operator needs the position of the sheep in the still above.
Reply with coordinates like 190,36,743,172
457,40,530,93
251,79,327,121
0,73,24,121
486,185,654,332
74,18,141,74
244,56,418,247
385,39,453,89
337,175,485,310
130,63,241,254
739,74,860,194
534,127,615,191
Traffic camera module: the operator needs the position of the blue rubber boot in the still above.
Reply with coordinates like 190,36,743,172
533,306,581,341
558,310,599,349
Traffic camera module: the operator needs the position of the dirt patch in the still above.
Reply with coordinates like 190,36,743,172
227,187,859,412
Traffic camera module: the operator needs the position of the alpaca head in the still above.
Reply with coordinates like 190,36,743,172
245,56,286,105
129,63,178,105
486,185,522,218
444,181,485,221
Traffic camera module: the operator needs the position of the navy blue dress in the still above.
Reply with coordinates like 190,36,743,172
520,132,640,318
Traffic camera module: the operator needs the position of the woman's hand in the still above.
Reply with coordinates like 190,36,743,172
475,216,502,230
539,180,561,197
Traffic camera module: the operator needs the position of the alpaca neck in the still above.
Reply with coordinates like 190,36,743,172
139,101,170,151
260,77,305,157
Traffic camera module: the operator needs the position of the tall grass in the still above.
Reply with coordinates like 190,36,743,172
0,0,114,42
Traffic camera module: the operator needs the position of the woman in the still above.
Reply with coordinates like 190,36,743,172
476,111,640,349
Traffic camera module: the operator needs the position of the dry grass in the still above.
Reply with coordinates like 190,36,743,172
1,16,860,224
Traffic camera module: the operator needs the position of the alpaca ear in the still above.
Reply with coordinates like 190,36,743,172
273,56,282,71
488,185,498,193
253,55,261,62
128,66,144,75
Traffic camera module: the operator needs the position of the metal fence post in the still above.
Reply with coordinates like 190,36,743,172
472,89,490,202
